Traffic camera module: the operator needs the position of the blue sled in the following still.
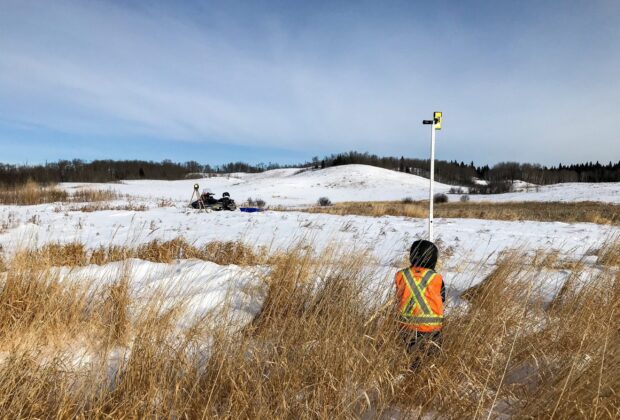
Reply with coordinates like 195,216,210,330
240,207,262,213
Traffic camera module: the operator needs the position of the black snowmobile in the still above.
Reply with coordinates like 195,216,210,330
191,191,237,211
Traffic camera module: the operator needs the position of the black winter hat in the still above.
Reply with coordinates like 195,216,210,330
409,240,438,269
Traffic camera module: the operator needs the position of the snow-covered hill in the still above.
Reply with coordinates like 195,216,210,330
62,165,453,206
62,164,620,206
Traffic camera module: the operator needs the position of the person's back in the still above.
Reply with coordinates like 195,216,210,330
395,239,445,354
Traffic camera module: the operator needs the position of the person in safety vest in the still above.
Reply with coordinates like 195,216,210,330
395,239,445,354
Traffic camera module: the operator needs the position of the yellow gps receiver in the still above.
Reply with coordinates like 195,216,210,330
433,112,442,130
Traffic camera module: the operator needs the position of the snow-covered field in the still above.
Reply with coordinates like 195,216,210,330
60,164,620,207
2,164,619,324
2,203,614,304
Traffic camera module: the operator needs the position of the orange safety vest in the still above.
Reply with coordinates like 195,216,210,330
395,267,444,332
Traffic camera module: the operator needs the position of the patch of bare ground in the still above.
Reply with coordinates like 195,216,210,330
0,239,618,417
301,200,620,225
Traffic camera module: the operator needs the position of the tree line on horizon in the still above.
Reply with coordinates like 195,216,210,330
0,159,286,186
1,153,619,190
312,152,620,189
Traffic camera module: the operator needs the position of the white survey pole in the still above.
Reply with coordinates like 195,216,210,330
422,112,442,242
428,124,436,242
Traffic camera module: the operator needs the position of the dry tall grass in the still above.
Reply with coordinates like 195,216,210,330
71,188,119,202
0,180,68,205
302,200,620,226
599,240,620,267
0,181,119,205
15,237,266,267
74,202,148,212
0,239,618,418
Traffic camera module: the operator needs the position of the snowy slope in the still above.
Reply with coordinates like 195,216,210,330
61,164,620,206
62,165,453,206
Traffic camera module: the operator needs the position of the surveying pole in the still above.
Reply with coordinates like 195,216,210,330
422,112,442,242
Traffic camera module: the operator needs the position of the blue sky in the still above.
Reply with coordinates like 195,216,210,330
1,0,619,166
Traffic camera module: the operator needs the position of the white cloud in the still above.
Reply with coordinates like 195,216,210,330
0,0,618,164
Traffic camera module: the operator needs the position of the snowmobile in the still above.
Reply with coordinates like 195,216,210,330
191,190,237,211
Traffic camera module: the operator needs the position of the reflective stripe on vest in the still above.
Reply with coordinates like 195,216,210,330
399,315,444,325
401,268,436,316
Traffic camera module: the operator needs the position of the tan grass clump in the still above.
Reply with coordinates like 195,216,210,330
89,244,132,265
12,242,88,267
0,182,123,205
599,241,620,267
71,188,119,202
0,180,68,205
203,240,264,265
74,202,148,212
130,238,264,265
23,238,266,267
134,238,203,263
0,264,91,345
